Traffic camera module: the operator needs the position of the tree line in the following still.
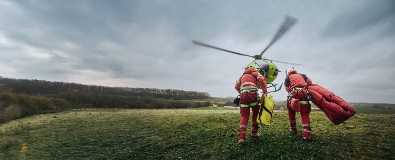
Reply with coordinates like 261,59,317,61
0,77,210,99
0,76,211,123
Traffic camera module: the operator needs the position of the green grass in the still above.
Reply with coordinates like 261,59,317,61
1,107,394,159
353,104,395,114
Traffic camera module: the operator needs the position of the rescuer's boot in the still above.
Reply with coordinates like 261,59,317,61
303,136,311,142
251,123,259,139
290,128,297,135
251,133,260,139
238,139,247,146
289,120,297,134
302,124,312,142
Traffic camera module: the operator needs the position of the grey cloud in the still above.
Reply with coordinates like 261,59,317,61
323,0,395,38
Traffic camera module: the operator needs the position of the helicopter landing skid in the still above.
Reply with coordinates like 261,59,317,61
268,83,283,93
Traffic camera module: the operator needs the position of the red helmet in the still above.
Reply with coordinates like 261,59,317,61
287,68,297,76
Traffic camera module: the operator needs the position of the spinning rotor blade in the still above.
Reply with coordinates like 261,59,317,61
192,40,254,58
259,15,298,57
263,58,301,66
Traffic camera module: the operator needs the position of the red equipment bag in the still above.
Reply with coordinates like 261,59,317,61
308,84,356,125
290,98,301,112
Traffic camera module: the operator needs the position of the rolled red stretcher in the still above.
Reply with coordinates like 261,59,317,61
308,84,356,125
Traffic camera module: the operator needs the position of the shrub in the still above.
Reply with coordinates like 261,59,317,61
0,93,72,123
0,93,16,109
0,104,22,123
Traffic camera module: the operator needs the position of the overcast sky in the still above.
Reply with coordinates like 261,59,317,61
0,0,394,103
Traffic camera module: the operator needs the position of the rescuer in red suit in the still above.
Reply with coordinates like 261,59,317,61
284,69,313,142
235,64,268,146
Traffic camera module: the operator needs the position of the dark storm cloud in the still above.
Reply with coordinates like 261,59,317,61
1,1,196,79
323,0,395,38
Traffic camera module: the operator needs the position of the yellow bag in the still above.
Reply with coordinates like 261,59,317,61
258,94,275,126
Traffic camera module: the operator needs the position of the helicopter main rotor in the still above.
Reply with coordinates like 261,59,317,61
192,40,255,58
259,16,297,57
192,15,300,66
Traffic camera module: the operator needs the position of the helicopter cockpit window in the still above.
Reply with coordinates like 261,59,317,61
259,69,268,78
273,69,279,76
261,65,269,78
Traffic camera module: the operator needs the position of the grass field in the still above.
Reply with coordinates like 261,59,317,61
1,106,394,159
353,105,395,114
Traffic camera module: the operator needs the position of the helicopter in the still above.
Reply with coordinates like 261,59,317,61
193,16,300,93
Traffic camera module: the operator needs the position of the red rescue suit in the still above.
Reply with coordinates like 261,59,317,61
284,70,313,139
235,68,268,140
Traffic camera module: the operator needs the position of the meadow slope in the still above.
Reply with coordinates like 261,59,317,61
1,107,394,159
